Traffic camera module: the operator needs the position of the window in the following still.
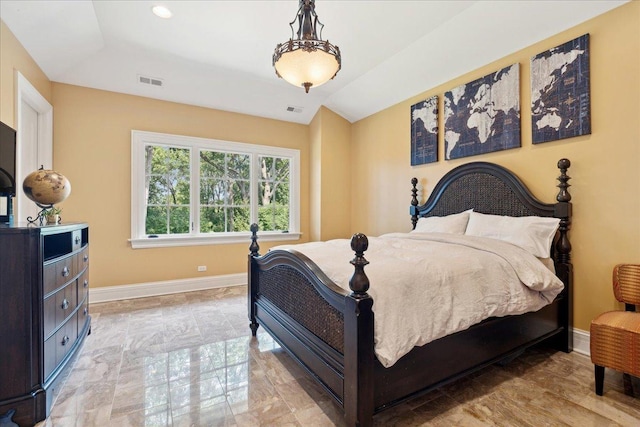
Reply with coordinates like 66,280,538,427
131,131,300,248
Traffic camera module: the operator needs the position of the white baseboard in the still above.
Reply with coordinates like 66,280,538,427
573,328,590,357
90,277,592,358
89,273,246,304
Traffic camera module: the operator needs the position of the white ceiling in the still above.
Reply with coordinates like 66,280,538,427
0,1,627,125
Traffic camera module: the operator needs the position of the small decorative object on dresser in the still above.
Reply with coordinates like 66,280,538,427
0,223,90,427
42,206,62,225
22,168,71,226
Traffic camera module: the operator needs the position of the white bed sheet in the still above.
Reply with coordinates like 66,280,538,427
274,232,564,367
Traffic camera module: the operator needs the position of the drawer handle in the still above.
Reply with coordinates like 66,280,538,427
74,236,81,245
83,255,89,262
61,299,69,310
84,279,89,288
61,266,70,277
61,335,70,346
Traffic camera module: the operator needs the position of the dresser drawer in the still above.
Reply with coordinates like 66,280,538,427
44,335,56,379
78,299,90,333
54,281,78,328
44,319,77,381
79,270,89,304
44,255,76,296
76,247,89,275
43,262,57,296
54,315,78,370
44,287,81,381
72,230,82,251
43,295,57,339
55,255,76,289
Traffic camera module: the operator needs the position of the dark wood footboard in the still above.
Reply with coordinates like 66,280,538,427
249,226,376,424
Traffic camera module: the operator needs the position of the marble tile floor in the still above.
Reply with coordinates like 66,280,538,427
36,286,640,427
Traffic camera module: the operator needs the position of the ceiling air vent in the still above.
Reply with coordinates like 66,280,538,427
138,75,163,87
286,105,303,113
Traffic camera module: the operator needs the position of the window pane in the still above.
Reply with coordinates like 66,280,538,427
148,146,167,175
227,154,250,179
200,150,250,233
169,206,190,234
258,204,289,231
200,207,225,233
230,180,250,206
258,156,290,231
200,151,226,178
170,173,190,204
145,145,190,236
146,206,167,234
229,207,250,232
200,178,227,205
148,175,170,204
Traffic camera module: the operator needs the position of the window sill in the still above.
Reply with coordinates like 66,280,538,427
129,232,302,249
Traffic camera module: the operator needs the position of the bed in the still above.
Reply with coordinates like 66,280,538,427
248,159,573,426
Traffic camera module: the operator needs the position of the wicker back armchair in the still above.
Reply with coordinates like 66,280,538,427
590,264,640,395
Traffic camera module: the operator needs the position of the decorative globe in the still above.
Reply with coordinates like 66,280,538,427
22,169,71,206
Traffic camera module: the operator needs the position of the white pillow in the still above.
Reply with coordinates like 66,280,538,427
465,211,560,258
412,210,472,235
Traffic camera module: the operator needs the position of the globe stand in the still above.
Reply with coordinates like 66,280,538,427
27,203,53,226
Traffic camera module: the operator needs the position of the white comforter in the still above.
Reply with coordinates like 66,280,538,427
275,232,564,368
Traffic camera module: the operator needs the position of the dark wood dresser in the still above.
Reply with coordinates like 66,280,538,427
0,223,90,427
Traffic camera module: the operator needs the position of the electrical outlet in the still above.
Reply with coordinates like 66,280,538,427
197,265,207,272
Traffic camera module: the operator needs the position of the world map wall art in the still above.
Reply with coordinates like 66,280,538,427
411,96,438,165
444,63,520,160
531,34,591,144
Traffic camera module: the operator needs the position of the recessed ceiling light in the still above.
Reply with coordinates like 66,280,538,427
152,5,172,19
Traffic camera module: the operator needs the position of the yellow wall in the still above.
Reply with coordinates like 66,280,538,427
0,21,51,126
51,83,310,288
350,1,640,331
309,106,352,241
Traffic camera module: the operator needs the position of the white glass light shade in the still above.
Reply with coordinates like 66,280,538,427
274,48,340,91
152,5,172,19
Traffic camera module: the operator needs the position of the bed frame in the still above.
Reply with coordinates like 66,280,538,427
248,159,573,426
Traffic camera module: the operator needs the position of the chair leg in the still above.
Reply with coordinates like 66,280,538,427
623,373,634,396
595,365,605,396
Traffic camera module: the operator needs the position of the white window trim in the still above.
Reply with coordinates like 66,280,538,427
130,130,301,249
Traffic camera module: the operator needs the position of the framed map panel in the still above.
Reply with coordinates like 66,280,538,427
444,64,520,160
411,96,438,165
531,34,590,144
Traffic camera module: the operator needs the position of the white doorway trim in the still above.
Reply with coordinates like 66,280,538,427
15,71,53,221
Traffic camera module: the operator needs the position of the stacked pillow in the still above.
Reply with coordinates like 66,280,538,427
412,209,472,235
465,212,560,258
412,210,560,258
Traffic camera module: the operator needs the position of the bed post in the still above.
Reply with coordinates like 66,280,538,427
344,233,375,427
554,158,573,352
410,177,419,230
248,223,260,336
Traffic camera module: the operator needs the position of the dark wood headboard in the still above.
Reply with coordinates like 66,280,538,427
409,159,572,266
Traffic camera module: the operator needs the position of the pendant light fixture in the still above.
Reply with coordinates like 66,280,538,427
273,0,341,93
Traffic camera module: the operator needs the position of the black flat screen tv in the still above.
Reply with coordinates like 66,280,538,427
0,121,17,196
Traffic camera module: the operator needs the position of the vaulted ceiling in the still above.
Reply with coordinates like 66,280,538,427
0,1,627,124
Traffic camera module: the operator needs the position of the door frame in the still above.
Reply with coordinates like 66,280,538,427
15,71,53,222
